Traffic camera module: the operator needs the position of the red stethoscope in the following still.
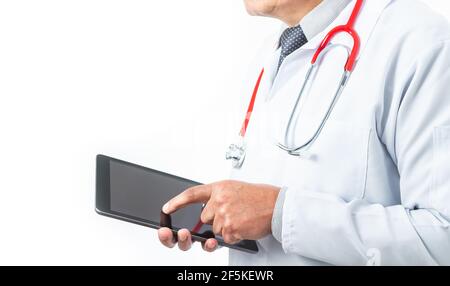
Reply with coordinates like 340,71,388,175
190,0,364,236
225,0,364,169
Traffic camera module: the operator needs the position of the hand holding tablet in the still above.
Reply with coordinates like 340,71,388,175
95,155,259,254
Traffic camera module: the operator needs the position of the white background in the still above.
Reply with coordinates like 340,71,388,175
0,0,449,266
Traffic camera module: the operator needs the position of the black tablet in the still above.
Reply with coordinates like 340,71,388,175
95,154,258,254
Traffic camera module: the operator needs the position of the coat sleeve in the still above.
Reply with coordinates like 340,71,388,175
280,40,450,265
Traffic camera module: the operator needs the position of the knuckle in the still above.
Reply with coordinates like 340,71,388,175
223,212,234,223
216,180,231,191
217,207,227,217
215,192,229,204
223,221,236,235
223,234,235,244
221,180,231,187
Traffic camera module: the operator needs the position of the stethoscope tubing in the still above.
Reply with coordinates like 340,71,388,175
226,0,364,168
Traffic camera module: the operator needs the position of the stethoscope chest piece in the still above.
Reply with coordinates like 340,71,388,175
226,141,246,169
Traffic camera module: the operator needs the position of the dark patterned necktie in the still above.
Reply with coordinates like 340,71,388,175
278,25,308,72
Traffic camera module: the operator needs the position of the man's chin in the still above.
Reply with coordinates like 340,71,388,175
243,0,279,17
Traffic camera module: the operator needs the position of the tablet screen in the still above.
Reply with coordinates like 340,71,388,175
96,155,258,253
109,160,209,233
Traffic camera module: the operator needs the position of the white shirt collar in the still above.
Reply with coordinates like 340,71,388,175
300,0,353,40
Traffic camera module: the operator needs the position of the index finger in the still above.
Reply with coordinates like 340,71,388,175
163,184,213,214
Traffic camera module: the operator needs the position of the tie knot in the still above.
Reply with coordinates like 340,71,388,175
279,25,308,57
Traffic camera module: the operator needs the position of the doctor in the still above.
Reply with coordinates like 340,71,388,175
158,0,450,265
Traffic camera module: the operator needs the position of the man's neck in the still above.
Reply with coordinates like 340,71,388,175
278,0,323,27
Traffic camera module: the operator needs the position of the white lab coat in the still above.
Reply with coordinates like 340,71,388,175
228,0,450,266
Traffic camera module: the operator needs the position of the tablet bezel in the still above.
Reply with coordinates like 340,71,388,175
95,154,258,254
